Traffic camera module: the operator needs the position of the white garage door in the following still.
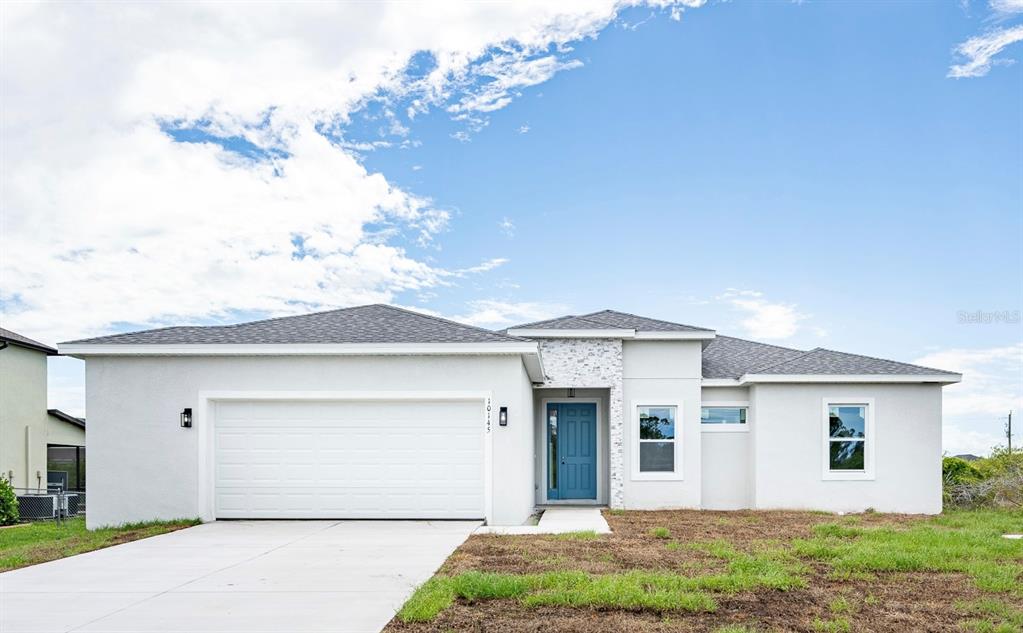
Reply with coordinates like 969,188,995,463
214,399,485,519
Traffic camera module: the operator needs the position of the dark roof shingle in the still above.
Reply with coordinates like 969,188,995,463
702,335,806,379
63,304,524,345
510,310,712,333
0,328,58,355
751,347,960,376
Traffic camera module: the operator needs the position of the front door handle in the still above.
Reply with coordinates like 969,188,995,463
561,459,566,464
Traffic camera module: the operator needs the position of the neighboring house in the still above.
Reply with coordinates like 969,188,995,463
953,454,981,462
59,305,961,529
0,328,85,493
46,409,86,492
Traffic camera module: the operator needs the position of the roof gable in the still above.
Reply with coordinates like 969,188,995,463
508,309,712,333
62,304,525,346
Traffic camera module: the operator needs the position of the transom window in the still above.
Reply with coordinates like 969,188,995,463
823,399,874,480
638,405,676,473
701,407,747,425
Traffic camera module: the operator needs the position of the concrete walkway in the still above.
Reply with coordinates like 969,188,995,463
0,519,478,633
475,506,611,535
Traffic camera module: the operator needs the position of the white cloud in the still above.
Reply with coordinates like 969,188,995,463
718,289,810,340
948,23,1023,78
942,424,1006,457
0,2,699,343
518,124,531,134
990,0,1023,14
499,217,516,237
453,300,566,328
914,344,1023,418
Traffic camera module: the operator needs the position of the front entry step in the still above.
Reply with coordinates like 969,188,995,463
475,507,611,535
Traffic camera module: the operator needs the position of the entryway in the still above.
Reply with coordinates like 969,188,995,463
545,402,597,500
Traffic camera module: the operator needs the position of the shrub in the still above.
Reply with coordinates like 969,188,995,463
0,478,19,525
944,449,1023,510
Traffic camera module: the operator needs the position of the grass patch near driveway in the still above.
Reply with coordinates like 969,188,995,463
0,517,200,571
389,509,1023,632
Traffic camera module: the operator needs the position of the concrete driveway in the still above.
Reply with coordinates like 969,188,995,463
0,520,479,633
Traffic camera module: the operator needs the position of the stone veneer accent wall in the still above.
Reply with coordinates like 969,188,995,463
536,338,625,508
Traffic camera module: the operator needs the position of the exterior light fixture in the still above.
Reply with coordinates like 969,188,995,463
499,406,508,426
567,388,576,398
180,407,192,428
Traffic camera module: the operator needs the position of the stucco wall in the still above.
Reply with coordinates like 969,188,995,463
621,340,703,509
700,386,752,510
750,383,943,514
0,345,49,490
47,416,86,447
84,354,534,528
536,339,625,507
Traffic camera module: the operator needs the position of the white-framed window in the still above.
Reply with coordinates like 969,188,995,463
631,400,683,481
701,402,749,433
822,397,875,481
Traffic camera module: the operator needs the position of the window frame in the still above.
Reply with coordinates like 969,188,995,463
700,401,750,433
821,397,875,481
631,399,684,481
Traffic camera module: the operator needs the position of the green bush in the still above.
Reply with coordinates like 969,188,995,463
0,478,19,525
944,448,1023,510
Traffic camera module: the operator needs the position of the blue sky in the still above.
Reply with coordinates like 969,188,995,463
2,1,1020,455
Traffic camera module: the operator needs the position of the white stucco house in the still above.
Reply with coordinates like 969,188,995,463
58,305,961,529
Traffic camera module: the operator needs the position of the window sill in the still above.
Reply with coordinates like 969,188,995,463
822,471,875,481
631,472,685,482
700,425,749,434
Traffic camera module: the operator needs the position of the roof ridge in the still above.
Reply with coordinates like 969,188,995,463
374,304,527,341
578,309,714,332
810,346,959,375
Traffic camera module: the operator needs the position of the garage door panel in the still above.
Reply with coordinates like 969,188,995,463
214,399,484,519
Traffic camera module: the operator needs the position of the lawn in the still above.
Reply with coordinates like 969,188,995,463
386,509,1023,632
0,517,200,572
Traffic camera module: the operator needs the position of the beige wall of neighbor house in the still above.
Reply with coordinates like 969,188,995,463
84,354,535,529
750,383,943,514
47,413,86,447
0,344,50,491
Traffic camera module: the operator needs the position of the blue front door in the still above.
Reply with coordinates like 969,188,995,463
546,402,597,500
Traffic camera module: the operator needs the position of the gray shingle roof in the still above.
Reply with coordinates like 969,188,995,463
702,335,806,379
63,304,524,345
510,310,713,333
0,328,58,355
751,347,959,376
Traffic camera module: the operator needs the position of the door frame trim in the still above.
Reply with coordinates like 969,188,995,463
196,390,494,524
539,398,603,505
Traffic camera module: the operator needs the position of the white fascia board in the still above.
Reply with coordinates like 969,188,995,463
701,378,743,387
506,328,715,340
632,331,716,340
740,373,962,385
505,328,635,338
58,341,540,357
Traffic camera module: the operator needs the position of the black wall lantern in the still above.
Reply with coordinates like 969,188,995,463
498,406,508,426
180,407,192,428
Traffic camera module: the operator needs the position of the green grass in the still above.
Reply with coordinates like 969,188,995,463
829,597,853,615
0,517,200,571
554,530,600,541
956,599,1023,633
397,544,807,623
793,510,1023,594
649,526,671,539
